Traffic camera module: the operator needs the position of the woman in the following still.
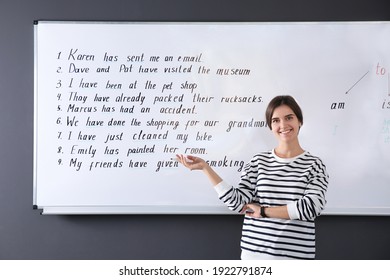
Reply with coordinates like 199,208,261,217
176,95,329,260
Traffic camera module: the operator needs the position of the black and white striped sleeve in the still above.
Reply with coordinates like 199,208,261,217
214,162,257,213
287,158,329,221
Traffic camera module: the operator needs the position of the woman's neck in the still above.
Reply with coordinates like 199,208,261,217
274,141,304,158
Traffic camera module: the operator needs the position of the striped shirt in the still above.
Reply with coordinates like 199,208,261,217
215,150,329,259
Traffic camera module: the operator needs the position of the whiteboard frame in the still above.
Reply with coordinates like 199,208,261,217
37,206,390,215
33,20,390,215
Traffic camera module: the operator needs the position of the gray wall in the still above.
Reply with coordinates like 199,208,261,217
1,0,389,259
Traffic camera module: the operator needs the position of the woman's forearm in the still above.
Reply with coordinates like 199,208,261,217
176,154,223,186
202,164,223,186
244,204,291,219
264,205,290,219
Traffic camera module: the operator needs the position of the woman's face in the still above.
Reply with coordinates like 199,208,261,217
270,105,301,143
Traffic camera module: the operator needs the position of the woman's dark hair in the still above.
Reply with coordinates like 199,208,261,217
265,95,303,130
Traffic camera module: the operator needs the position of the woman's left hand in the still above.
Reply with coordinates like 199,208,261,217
241,203,261,218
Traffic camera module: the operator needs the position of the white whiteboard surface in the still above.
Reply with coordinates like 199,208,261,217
34,21,390,215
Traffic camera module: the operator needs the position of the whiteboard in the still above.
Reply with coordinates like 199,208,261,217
34,21,390,215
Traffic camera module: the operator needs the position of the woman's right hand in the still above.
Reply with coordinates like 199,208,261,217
176,154,223,186
176,154,207,171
